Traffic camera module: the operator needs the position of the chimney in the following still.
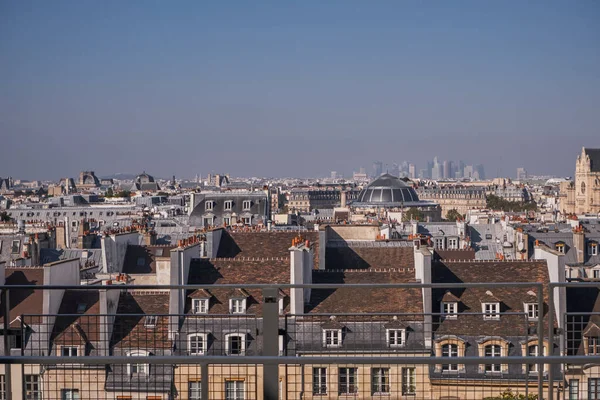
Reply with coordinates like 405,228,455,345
414,247,432,348
340,190,347,208
143,230,157,246
290,242,314,315
573,229,585,264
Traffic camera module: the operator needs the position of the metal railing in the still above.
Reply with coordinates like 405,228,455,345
0,282,598,399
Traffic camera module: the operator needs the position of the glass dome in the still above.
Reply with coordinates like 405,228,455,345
357,174,420,204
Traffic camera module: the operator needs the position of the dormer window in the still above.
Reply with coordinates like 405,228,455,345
386,329,406,348
242,200,251,210
323,329,342,348
442,302,458,319
188,333,208,355
589,242,599,256
224,200,233,211
61,346,78,357
229,298,247,314
447,237,459,250
588,337,600,355
127,350,149,376
192,298,209,314
205,201,214,211
434,237,445,250
555,242,565,254
483,303,500,320
525,303,539,321
76,303,87,314
225,333,246,355
144,315,158,328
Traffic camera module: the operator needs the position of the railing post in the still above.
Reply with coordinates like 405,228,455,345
538,284,544,400
263,288,279,400
548,284,555,400
2,288,12,399
201,362,209,400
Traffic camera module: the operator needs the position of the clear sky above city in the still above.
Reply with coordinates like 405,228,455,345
1,1,599,180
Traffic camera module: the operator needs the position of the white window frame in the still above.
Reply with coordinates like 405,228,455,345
144,315,158,328
442,302,458,319
594,269,600,279
25,375,42,400
224,200,233,211
229,298,247,314
338,367,358,395
448,237,459,250
188,333,208,355
61,346,79,357
386,328,406,348
527,344,546,373
279,334,285,356
312,367,327,395
225,380,244,400
242,216,251,225
278,297,285,315
371,367,390,395
322,329,342,348
127,350,149,376
442,343,459,372
401,367,417,395
590,243,599,256
188,380,201,400
242,200,251,210
61,389,80,400
225,333,246,356
434,237,445,250
483,302,500,320
525,303,539,321
192,298,209,314
556,243,565,253
205,201,214,211
484,344,502,373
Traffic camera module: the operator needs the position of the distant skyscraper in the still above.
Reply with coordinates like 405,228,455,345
475,164,485,180
464,165,474,179
431,157,441,180
390,163,400,177
442,160,449,179
373,161,383,178
330,171,338,180
408,164,416,179
359,167,366,175
517,167,527,180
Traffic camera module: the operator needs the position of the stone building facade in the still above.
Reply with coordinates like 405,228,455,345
417,186,486,218
561,147,600,215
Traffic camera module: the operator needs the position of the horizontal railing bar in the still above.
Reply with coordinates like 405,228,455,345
1,355,597,365
549,282,600,287
0,282,545,290
18,312,530,317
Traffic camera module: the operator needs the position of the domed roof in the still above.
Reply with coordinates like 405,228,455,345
136,171,155,183
357,173,420,203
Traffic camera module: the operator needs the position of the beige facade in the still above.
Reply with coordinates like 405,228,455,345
561,147,600,215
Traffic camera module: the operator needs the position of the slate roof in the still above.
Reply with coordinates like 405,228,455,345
432,260,551,337
122,245,175,274
325,242,415,270
0,234,24,264
40,248,103,267
585,148,600,172
51,290,101,346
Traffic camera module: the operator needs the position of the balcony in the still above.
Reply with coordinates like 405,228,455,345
0,282,598,399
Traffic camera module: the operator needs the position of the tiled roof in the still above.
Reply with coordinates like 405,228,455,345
432,260,551,336
52,290,101,345
325,244,414,270
111,291,171,349
0,267,44,327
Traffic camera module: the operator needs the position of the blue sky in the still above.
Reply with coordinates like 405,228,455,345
1,1,599,179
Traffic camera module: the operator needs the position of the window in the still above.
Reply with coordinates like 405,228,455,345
0,375,5,400
11,240,20,254
527,344,545,373
595,269,600,279
76,303,87,313
338,368,358,395
590,378,600,400
485,233,493,240
588,336,600,355
442,302,457,318
242,217,251,225
223,217,231,225
556,243,565,253
137,257,146,266
192,298,209,314
323,329,342,348
127,351,149,375
402,367,416,395
525,303,539,321
371,368,390,395
442,344,459,372
434,237,445,249
205,201,213,211
225,380,244,400
25,375,42,400
224,200,233,211
483,303,500,320
278,297,285,315
226,333,246,355
312,367,327,395
189,381,201,399
568,379,579,400
61,346,78,356
448,238,459,249
484,344,502,373
386,329,405,347
242,200,251,210
144,315,158,328
590,243,599,256
61,389,80,400
189,333,207,355
229,299,246,314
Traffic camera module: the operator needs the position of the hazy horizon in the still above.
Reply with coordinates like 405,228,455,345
1,1,599,181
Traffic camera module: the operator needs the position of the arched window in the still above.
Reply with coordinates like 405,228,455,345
188,333,208,355
484,344,502,372
582,182,586,194
127,350,149,376
441,344,459,372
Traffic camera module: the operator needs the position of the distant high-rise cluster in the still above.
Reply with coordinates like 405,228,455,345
365,158,486,181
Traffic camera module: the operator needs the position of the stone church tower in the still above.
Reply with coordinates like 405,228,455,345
566,147,600,214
